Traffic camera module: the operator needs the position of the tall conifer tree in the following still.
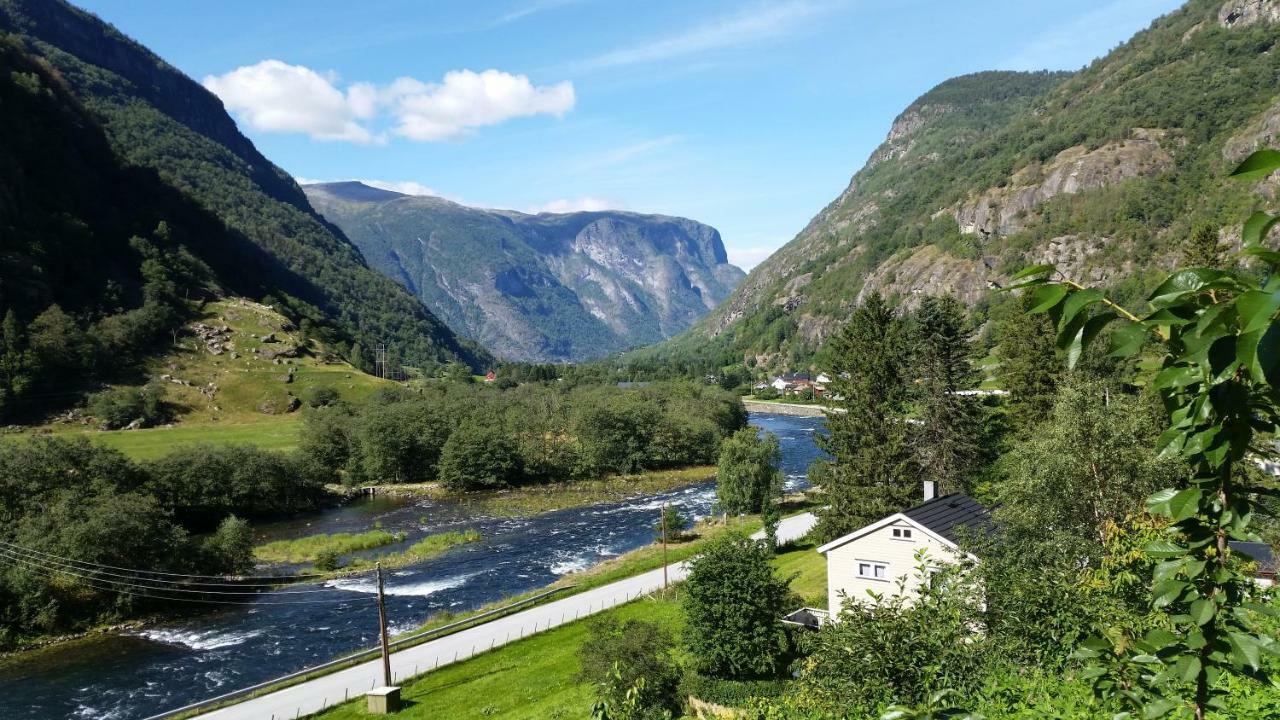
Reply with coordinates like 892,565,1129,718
915,295,983,495
813,293,917,541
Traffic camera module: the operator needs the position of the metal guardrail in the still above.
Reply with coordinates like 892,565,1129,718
142,584,575,720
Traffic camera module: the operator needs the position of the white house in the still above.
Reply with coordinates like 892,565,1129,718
813,484,991,619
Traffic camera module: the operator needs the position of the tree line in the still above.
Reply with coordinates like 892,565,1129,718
299,380,746,490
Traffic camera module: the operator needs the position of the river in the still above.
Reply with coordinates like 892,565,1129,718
0,412,826,720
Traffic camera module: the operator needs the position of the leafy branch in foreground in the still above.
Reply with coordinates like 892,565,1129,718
1008,148,1280,720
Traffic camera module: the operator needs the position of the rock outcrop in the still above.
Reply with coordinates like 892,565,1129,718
953,129,1176,236
1219,0,1280,27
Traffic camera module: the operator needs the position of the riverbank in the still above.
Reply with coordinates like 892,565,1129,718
357,465,717,517
743,399,830,417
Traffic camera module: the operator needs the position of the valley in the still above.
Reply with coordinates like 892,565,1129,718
2,0,1280,718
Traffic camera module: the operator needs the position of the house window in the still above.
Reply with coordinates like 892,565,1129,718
891,527,913,541
857,561,888,581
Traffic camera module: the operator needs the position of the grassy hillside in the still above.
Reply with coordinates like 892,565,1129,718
627,0,1280,374
22,298,391,459
0,0,486,425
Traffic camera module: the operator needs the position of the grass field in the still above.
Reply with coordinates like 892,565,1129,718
307,538,824,719
65,416,304,460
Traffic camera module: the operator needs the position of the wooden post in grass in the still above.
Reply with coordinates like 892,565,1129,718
376,562,392,687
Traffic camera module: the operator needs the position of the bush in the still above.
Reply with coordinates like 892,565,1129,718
314,549,341,572
438,415,522,490
579,616,683,719
682,533,792,678
655,506,689,542
88,383,166,429
305,385,340,408
201,515,254,574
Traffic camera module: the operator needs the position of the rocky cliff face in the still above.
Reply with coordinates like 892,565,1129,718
304,183,744,362
633,0,1280,372
952,129,1177,236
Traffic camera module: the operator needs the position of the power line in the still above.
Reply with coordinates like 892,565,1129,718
0,545,342,595
0,539,354,582
0,550,374,606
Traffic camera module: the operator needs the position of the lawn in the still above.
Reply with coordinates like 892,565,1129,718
74,416,303,460
305,540,823,719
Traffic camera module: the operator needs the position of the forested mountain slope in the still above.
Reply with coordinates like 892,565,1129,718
305,182,745,362
0,0,485,397
631,0,1280,374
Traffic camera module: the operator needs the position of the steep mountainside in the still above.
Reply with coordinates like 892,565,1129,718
305,182,745,362
0,0,485,376
631,0,1280,373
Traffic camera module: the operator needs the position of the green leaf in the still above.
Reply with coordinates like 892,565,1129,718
1010,264,1055,281
1167,488,1203,522
1231,149,1280,182
1145,541,1188,559
1258,322,1280,388
1236,290,1280,334
1141,698,1179,719
1146,488,1178,515
1229,631,1264,670
1059,289,1104,329
1242,211,1280,248
1109,321,1147,358
1148,269,1225,306
1030,284,1069,313
1190,598,1215,626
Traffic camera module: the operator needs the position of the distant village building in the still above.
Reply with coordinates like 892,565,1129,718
770,372,827,397
483,371,497,382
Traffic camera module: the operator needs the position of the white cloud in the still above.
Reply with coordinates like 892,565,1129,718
999,0,1182,71
727,246,778,272
576,1,836,71
204,62,574,144
203,60,377,143
529,197,619,213
383,70,575,142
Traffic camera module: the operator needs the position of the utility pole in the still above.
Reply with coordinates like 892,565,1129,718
661,503,669,591
375,562,392,688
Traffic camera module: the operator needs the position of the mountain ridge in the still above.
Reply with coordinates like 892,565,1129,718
0,0,487,376
304,182,745,362
628,0,1280,374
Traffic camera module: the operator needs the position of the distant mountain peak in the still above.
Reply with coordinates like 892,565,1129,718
305,186,745,362
302,181,410,204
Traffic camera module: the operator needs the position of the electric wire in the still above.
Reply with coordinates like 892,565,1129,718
0,539,364,582
0,546,345,595
0,550,375,606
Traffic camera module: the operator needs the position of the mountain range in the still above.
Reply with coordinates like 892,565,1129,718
304,182,744,362
630,0,1280,373
0,0,486,387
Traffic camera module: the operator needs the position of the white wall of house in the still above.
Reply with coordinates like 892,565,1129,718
823,518,955,614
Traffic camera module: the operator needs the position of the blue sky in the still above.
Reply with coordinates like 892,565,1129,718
78,0,1183,270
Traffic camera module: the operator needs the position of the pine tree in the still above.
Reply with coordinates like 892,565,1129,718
915,295,983,495
813,293,918,542
997,292,1058,432
1181,223,1226,269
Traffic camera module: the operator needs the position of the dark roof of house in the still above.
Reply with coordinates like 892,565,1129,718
902,493,992,544
1231,541,1276,575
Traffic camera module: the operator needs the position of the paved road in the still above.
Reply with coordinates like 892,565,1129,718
190,512,817,720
